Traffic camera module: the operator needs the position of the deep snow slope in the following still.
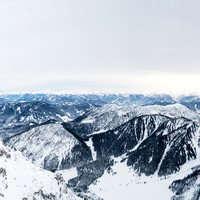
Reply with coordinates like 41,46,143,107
0,139,81,200
87,157,200,200
88,159,174,200
6,123,92,172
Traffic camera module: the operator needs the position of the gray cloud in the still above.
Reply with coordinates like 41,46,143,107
0,0,200,93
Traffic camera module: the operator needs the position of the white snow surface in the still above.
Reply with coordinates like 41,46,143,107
89,156,200,200
57,168,78,183
85,138,97,160
56,114,71,122
6,123,80,169
89,159,173,200
0,139,80,200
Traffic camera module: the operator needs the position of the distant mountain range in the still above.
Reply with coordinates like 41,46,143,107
0,93,200,139
1,93,200,108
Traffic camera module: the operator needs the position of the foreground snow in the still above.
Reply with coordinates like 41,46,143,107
0,139,80,200
88,160,173,200
89,157,200,200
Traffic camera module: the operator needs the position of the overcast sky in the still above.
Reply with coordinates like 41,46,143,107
0,0,200,94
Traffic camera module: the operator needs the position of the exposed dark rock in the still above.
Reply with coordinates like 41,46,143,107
68,158,113,192
127,121,198,176
170,166,200,200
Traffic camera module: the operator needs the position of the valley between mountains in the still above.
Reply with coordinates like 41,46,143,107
1,93,200,200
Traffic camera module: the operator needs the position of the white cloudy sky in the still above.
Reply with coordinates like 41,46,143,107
0,0,200,94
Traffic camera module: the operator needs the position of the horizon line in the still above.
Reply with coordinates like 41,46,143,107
0,90,200,97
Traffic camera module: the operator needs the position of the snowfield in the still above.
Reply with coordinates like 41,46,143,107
89,159,173,200
89,157,200,200
0,139,80,200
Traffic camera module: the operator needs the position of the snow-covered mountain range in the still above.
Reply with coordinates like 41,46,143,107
1,93,200,109
1,93,200,139
0,101,97,139
2,93,200,200
64,103,200,137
